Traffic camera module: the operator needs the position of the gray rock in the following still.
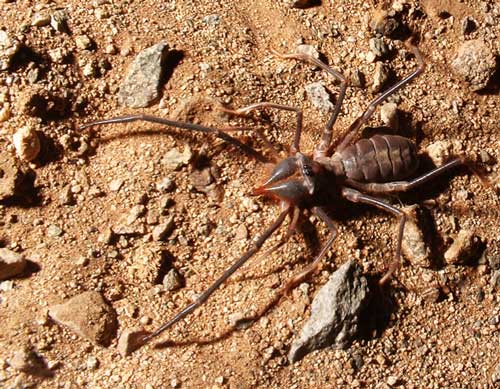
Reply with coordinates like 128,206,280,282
369,37,389,58
118,42,169,108
202,14,221,26
49,291,117,346
288,260,370,363
305,82,334,114
451,40,496,91
162,268,183,291
0,248,27,281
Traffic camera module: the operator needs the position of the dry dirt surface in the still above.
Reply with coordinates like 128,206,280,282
0,0,499,388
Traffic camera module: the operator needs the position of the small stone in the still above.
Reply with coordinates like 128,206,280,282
214,376,225,385
289,261,370,362
451,40,496,91
426,140,453,166
401,209,431,268
139,315,151,325
162,268,182,291
86,355,99,370
369,37,389,58
82,60,98,77
387,375,398,386
50,10,69,33
371,62,390,93
75,35,92,50
109,178,124,191
75,256,89,266
0,30,21,70
9,347,49,375
152,216,175,241
49,291,117,346
127,205,146,224
380,102,398,129
156,177,175,192
118,42,169,108
117,329,148,356
234,224,248,240
161,146,192,170
0,248,26,281
31,12,51,27
202,14,221,26
461,16,477,35
13,124,41,162
105,44,117,54
190,167,214,191
59,185,75,205
444,228,477,265
98,228,115,245
490,270,500,290
47,225,63,237
349,69,365,88
305,82,334,114
296,44,319,59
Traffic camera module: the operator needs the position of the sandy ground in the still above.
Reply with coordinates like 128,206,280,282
0,0,499,388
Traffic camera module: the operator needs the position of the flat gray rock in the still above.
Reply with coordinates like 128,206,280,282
118,42,169,108
289,260,370,363
49,291,117,346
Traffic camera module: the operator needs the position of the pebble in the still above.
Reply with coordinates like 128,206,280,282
0,248,27,281
444,228,476,265
47,225,63,237
162,268,183,291
13,124,41,162
9,347,49,375
380,102,398,129
59,185,75,205
288,261,370,363
451,40,496,91
401,209,431,268
0,30,21,70
305,82,334,114
490,270,500,290
371,62,390,93
31,12,51,27
75,34,92,50
156,177,175,192
202,14,221,26
50,10,69,33
0,152,24,200
161,146,192,170
296,44,320,59
86,355,99,370
349,69,365,88
369,37,389,58
109,178,124,192
152,216,175,241
425,140,453,166
98,227,115,245
117,329,148,356
118,42,169,108
49,291,118,346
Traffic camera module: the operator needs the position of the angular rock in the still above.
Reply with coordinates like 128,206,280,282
118,42,169,108
0,146,26,200
0,248,27,280
305,82,334,114
444,228,477,265
152,216,175,241
161,146,192,170
117,329,149,356
289,260,370,363
49,291,117,346
13,124,41,162
0,30,21,71
451,40,496,91
162,268,183,291
380,102,398,130
401,207,430,268
372,62,390,93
